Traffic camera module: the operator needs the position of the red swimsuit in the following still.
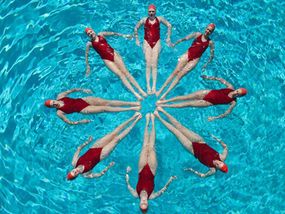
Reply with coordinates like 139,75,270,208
136,164,155,197
76,148,103,173
144,17,160,48
91,35,115,62
203,88,236,105
188,34,210,61
58,97,90,114
192,142,221,168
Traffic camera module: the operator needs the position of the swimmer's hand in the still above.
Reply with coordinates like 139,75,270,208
78,119,91,124
123,34,133,39
202,64,207,72
109,161,115,167
126,166,132,173
85,65,91,77
207,117,216,122
184,168,204,177
166,38,172,47
82,89,93,94
170,176,177,180
135,38,141,47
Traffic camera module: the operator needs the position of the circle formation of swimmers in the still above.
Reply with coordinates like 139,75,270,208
45,4,247,213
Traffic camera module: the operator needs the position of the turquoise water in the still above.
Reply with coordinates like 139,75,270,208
1,0,285,213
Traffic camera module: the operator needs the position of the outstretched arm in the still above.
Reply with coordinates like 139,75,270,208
85,42,92,76
184,167,216,178
82,162,115,179
208,101,236,121
158,17,172,46
201,75,234,89
125,166,138,198
56,88,92,100
149,176,177,199
56,111,91,125
98,32,133,39
173,32,200,47
210,134,228,161
72,136,93,167
134,18,146,46
202,40,215,72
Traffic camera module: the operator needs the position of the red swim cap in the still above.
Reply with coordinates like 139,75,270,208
239,88,248,96
208,23,216,30
148,4,156,11
44,100,52,107
220,163,228,173
85,27,92,34
67,172,76,180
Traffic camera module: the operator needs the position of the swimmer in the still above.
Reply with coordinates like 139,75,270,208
134,4,172,94
85,27,147,100
44,88,140,125
158,75,247,121
157,23,216,99
125,113,176,212
67,112,142,180
154,107,228,177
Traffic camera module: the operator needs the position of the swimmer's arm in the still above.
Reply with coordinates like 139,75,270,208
158,17,172,45
149,176,177,199
208,101,236,121
202,41,215,71
173,32,200,46
125,167,138,198
85,42,92,76
210,134,228,161
99,32,133,39
57,88,91,99
134,18,146,46
185,167,216,178
83,161,115,179
201,75,234,89
57,111,90,125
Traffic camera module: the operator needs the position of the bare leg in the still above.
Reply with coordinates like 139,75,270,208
83,97,140,106
147,113,157,175
160,59,199,100
158,90,210,104
92,113,140,149
156,53,188,96
144,41,153,94
150,41,161,94
160,100,211,108
81,106,140,114
104,60,142,100
100,114,142,160
158,107,203,142
114,52,147,97
154,111,194,154
138,113,151,172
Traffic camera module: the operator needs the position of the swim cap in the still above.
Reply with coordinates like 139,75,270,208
208,23,216,30
85,27,92,34
67,172,76,180
219,163,228,173
239,88,248,96
148,4,156,11
44,100,53,107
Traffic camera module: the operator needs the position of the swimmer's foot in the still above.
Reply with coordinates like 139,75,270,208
134,106,141,111
150,113,155,122
136,112,142,120
134,112,141,117
141,91,148,98
145,113,151,123
153,110,159,117
157,106,164,112
134,101,140,106
147,88,152,95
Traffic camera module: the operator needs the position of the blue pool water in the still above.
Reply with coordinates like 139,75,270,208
1,0,285,213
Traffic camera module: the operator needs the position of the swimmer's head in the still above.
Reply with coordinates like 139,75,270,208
148,4,156,11
205,23,215,36
44,99,53,108
148,4,156,17
85,27,96,38
139,190,149,213
66,167,82,180
233,88,248,98
214,160,228,173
